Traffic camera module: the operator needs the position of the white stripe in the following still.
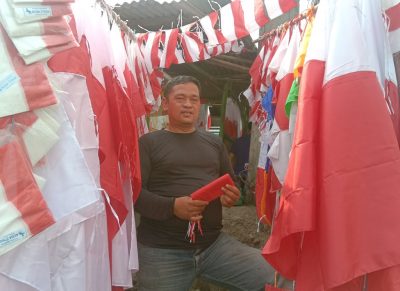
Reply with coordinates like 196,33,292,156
0,1,43,37
143,32,156,72
220,3,237,42
382,0,400,10
199,15,219,46
276,24,302,81
182,33,200,62
159,30,171,68
0,183,30,256
389,28,400,53
243,0,260,36
269,29,290,74
264,0,283,19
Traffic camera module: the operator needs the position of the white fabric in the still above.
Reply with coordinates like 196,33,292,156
220,3,237,42
111,221,132,287
0,183,31,256
268,29,290,74
11,2,72,24
0,29,29,117
243,0,261,37
22,111,60,166
276,23,303,81
71,0,111,87
110,23,128,88
0,1,70,38
199,14,219,46
33,104,100,220
49,72,100,186
264,0,283,19
0,201,110,291
267,125,291,184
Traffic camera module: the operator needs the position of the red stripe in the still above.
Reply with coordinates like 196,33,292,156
151,31,162,69
42,17,71,35
0,141,55,235
386,3,400,32
231,1,247,39
254,0,270,27
2,27,57,112
209,11,227,44
164,28,179,68
278,0,298,13
180,33,194,63
47,4,73,16
273,73,293,130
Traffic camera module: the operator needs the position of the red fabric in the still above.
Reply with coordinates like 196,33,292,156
231,1,247,40
278,0,298,14
48,37,127,241
264,59,400,290
1,25,57,114
386,80,400,145
255,167,275,225
103,67,142,203
255,0,270,26
0,140,55,235
191,174,234,202
273,73,293,131
164,28,179,68
386,2,400,32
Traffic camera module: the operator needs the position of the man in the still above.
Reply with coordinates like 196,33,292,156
135,76,281,291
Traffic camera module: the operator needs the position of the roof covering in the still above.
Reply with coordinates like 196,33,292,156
112,0,299,114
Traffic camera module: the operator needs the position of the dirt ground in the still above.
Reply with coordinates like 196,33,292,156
128,204,271,291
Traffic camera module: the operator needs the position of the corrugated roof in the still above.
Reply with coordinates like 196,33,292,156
113,0,230,33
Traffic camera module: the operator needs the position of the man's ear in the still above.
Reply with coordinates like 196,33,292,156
162,97,168,111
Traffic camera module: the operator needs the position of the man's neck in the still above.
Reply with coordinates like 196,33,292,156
166,124,196,133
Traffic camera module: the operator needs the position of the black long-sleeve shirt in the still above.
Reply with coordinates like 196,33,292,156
135,129,234,249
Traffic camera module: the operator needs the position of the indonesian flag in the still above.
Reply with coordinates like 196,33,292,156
9,2,72,24
263,1,400,291
201,0,296,47
267,23,302,185
383,0,400,54
0,1,72,38
0,139,55,256
263,0,298,19
220,0,270,42
159,28,180,69
180,25,210,63
224,98,243,139
0,25,57,118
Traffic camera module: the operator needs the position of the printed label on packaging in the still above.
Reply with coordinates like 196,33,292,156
0,229,28,247
0,73,20,94
22,7,53,17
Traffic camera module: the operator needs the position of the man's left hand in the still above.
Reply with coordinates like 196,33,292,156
220,184,240,208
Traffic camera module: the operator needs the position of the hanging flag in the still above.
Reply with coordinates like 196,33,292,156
384,0,400,53
0,25,57,118
263,1,400,291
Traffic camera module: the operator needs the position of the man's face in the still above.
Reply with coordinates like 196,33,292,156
162,82,201,128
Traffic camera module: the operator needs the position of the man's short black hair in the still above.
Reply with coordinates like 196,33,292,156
162,75,201,98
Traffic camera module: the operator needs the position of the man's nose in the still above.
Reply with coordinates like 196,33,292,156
183,98,192,107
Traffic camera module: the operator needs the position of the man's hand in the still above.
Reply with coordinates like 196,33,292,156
173,196,209,222
220,184,240,208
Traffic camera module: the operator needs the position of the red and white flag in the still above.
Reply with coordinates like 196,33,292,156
0,25,57,118
263,1,400,290
383,0,400,54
